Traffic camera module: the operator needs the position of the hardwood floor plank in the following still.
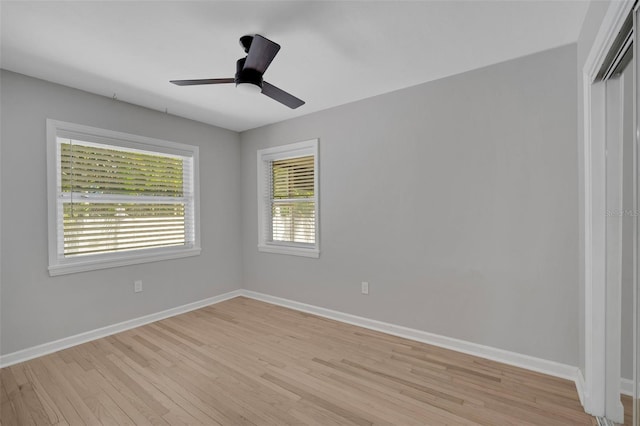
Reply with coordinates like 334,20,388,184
621,394,633,426
319,370,473,425
81,342,169,426
27,358,85,425
160,364,256,425
1,371,20,426
22,363,66,425
289,400,365,426
106,352,206,425
84,366,157,426
261,373,376,426
1,297,596,425
7,365,50,426
2,368,38,426
36,353,100,425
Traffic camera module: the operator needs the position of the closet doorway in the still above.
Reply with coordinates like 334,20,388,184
584,1,638,424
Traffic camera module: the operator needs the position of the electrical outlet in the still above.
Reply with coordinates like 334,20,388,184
134,280,143,293
361,281,369,295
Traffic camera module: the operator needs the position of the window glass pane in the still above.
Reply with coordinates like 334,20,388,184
272,155,314,199
271,201,315,244
60,141,184,197
63,202,185,256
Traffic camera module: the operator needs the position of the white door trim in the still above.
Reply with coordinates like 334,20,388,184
582,0,636,416
604,72,626,424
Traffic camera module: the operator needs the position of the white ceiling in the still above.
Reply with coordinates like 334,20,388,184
1,1,589,132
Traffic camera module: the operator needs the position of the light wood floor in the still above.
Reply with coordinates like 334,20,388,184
621,394,634,426
1,296,598,425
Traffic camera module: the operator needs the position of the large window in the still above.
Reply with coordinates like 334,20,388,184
257,139,319,258
47,120,200,275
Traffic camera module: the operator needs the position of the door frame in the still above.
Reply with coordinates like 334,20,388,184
582,0,636,417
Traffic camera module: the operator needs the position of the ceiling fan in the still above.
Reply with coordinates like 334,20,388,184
170,34,305,109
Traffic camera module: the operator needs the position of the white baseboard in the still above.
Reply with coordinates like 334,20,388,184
576,368,587,406
620,378,635,396
0,289,243,368
241,290,580,383
572,370,635,412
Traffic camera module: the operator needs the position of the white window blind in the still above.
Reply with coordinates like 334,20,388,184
257,139,319,258
270,155,315,244
59,140,194,256
47,120,200,275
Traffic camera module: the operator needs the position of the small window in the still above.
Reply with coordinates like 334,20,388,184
257,139,319,258
47,120,200,275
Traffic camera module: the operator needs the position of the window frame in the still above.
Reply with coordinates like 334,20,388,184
46,119,201,276
257,139,319,258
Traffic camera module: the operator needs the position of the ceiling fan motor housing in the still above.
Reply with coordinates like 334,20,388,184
235,57,263,89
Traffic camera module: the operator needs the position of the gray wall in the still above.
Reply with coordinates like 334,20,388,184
240,45,579,365
0,70,242,356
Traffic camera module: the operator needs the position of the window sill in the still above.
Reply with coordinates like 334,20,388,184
48,247,201,276
257,244,320,258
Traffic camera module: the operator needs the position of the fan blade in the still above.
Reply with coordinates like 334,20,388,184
243,35,280,73
262,82,305,109
170,78,235,86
